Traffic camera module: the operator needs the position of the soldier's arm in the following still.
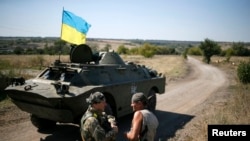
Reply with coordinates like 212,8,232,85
105,127,118,141
124,111,143,141
86,117,106,141
88,117,117,141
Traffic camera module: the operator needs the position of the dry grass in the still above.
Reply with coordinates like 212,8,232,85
0,55,70,69
169,55,250,141
0,54,187,80
122,55,187,81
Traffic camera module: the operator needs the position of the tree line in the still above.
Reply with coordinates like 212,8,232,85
183,38,250,63
1,38,249,61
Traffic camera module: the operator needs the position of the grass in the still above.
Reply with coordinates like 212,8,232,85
0,54,185,77
122,55,187,81
0,55,70,70
191,83,250,141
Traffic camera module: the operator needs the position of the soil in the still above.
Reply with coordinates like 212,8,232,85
0,56,231,141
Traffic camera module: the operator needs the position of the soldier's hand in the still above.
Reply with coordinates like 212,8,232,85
111,124,118,133
107,115,117,125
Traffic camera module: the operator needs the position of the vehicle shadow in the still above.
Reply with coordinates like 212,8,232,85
40,110,194,141
116,110,194,141
154,110,194,140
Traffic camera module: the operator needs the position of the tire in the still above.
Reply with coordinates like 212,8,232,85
104,94,117,118
105,103,113,115
30,114,56,130
147,89,156,112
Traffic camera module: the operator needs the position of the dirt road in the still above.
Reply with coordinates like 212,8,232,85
0,57,228,141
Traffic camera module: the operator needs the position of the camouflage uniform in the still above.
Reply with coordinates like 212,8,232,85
80,107,117,141
80,92,117,141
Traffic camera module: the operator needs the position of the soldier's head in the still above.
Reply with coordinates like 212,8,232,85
131,92,148,111
86,91,107,111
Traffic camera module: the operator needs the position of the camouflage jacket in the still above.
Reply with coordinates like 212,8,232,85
80,107,117,141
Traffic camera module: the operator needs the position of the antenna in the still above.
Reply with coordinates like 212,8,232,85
58,50,61,61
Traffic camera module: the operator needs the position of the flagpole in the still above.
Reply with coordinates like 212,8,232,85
60,7,64,40
58,7,64,61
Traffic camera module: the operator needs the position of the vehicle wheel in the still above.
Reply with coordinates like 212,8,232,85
105,103,113,115
147,89,156,112
30,114,56,130
104,94,117,118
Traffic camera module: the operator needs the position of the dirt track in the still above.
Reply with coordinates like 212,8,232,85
0,56,228,141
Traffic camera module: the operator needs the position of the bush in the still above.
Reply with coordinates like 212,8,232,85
139,43,156,58
117,45,129,54
237,61,250,84
187,47,202,55
141,50,155,58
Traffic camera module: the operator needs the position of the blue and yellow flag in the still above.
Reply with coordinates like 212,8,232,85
61,10,91,45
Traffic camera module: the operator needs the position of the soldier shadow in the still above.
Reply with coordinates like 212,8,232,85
39,124,81,141
39,110,194,141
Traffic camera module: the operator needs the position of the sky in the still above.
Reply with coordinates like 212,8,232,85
0,0,249,42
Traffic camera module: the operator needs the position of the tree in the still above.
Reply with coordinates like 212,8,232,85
13,47,24,55
117,45,129,54
53,40,68,55
199,38,221,64
102,44,111,52
232,42,250,56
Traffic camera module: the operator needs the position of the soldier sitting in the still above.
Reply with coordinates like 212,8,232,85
80,91,118,141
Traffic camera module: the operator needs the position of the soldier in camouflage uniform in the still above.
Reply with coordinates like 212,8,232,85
80,91,118,141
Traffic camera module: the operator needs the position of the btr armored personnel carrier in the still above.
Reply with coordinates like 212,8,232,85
5,44,166,129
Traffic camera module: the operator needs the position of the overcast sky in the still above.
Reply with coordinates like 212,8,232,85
0,0,249,42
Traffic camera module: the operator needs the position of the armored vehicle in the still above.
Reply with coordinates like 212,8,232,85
5,44,166,129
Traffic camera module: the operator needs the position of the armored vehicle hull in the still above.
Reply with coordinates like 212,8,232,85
5,44,166,129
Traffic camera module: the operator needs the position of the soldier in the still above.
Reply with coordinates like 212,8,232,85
80,91,118,141
124,92,159,141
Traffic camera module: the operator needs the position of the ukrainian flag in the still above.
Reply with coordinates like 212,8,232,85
61,10,91,45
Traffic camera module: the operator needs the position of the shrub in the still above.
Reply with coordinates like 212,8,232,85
117,45,129,54
187,47,202,55
139,43,156,58
225,48,234,62
141,50,154,58
237,61,250,84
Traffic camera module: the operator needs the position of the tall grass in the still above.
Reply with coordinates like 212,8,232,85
0,55,70,95
122,55,187,81
0,55,70,70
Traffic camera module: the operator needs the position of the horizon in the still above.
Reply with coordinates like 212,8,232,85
2,36,249,44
